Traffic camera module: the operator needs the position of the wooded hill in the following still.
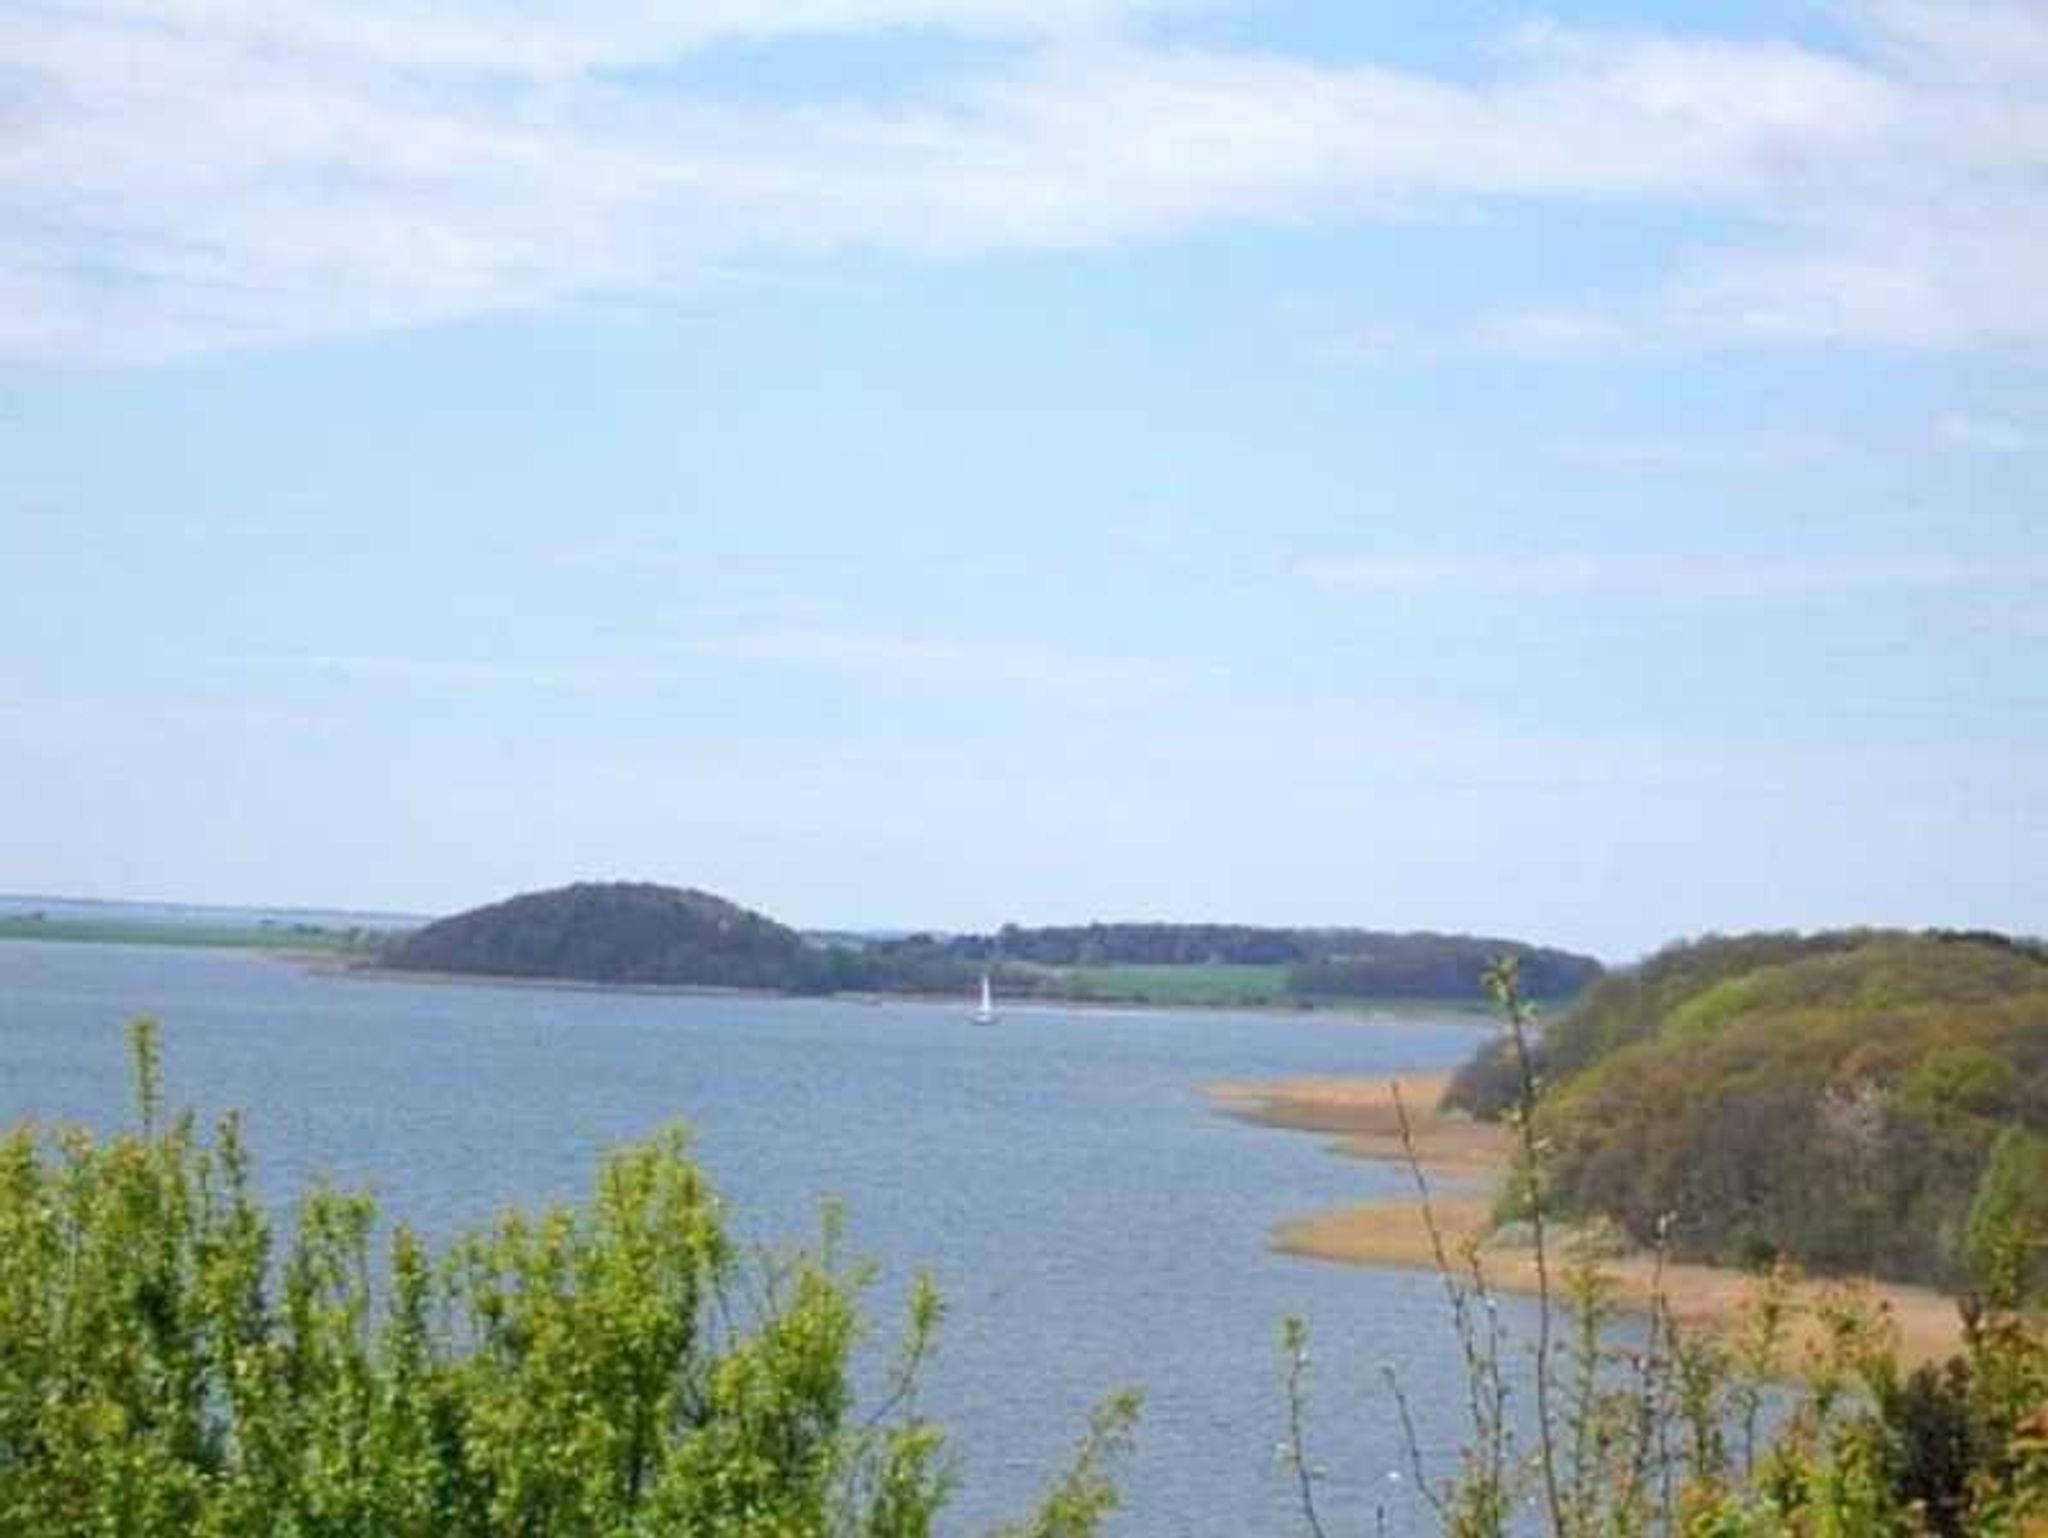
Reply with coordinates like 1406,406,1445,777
1446,930,2048,1293
381,882,854,992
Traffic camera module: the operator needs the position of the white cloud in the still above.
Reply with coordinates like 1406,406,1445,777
684,627,1164,698
1657,209,2048,351
56,0,1180,74
1298,553,2048,600
248,652,608,687
1986,606,2048,639
1939,413,2048,455
1452,3,2048,355
1857,0,2048,85
245,625,1155,697
3,0,2046,361
1551,431,1844,472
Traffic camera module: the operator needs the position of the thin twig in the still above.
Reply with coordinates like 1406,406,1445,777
1383,1363,1450,1525
857,1274,940,1436
1392,1082,1497,1452
1471,1247,1510,1500
1281,1318,1330,1538
1490,958,1568,1536
1620,1213,1676,1530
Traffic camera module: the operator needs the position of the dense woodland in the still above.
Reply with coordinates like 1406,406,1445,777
382,883,856,992
382,884,1602,1004
1445,930,2048,1293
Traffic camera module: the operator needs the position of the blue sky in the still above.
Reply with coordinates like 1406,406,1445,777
2,0,2044,958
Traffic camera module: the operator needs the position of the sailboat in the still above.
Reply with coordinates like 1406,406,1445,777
972,970,998,1025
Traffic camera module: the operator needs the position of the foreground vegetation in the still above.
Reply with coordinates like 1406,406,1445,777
0,1022,1134,1536
1444,931,2048,1294
9,973,2042,1535
1289,961,2048,1537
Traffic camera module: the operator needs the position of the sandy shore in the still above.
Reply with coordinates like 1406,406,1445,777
1207,1070,1965,1374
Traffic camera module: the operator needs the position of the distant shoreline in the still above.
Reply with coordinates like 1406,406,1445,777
0,913,1507,1023
319,959,1495,1021
1207,1070,1966,1375
0,926,1504,1020
1,905,1577,1020
0,919,375,956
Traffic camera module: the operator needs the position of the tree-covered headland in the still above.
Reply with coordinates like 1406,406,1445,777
1282,958,2048,1537
1444,930,2048,1294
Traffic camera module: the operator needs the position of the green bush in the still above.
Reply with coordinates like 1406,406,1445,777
0,1020,1134,1537
1965,1127,2048,1306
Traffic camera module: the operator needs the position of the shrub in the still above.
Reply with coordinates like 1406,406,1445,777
0,1020,1134,1537
1965,1126,2048,1306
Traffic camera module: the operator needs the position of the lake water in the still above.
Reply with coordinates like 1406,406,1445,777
0,939,1539,1536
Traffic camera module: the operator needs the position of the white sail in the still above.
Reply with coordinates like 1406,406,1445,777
974,971,997,1024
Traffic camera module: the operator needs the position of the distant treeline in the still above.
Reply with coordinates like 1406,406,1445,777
868,923,1602,1003
0,911,383,953
1446,929,2048,1294
380,883,1602,1006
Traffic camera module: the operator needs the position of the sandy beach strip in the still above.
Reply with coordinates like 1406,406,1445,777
1206,1070,1965,1374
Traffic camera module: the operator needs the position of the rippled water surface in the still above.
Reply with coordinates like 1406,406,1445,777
1,939,1530,1535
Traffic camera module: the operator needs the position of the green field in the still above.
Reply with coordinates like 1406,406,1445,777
0,914,380,954
1000,961,1512,1012
1018,963,1295,1006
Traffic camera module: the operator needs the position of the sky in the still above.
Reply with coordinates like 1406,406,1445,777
2,0,2044,959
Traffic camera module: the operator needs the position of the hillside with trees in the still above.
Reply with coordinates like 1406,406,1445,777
380,882,858,993
1445,930,2048,1293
